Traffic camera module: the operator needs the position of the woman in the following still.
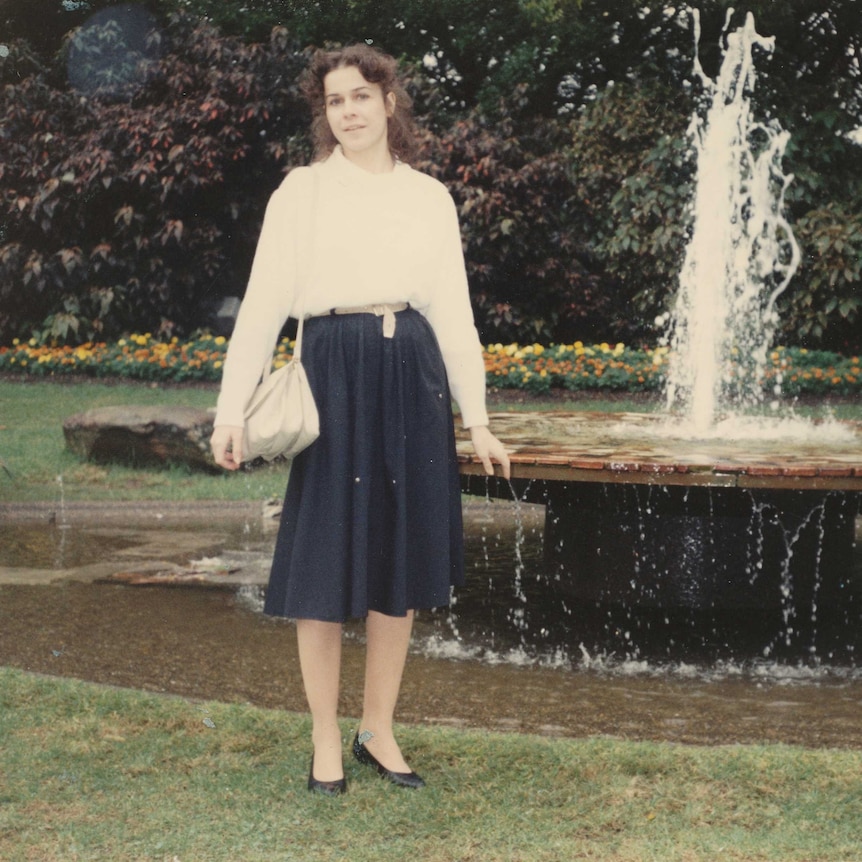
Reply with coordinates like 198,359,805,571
211,44,510,796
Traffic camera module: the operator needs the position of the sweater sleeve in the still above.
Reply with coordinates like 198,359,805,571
213,168,310,427
423,190,489,429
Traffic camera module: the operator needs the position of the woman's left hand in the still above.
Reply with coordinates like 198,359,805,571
469,425,511,479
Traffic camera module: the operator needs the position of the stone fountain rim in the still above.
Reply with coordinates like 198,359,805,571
457,410,862,491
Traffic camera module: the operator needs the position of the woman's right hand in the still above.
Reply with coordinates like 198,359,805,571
210,425,245,471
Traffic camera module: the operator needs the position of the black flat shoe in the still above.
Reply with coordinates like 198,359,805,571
352,731,426,789
307,756,347,796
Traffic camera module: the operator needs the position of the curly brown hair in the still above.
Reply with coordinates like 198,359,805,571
300,43,418,164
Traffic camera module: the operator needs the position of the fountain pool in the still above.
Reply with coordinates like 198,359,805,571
1,499,861,750
457,413,861,661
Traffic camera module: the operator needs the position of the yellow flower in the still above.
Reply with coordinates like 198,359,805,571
214,336,226,346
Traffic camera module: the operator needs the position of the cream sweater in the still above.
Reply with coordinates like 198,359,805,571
214,146,489,429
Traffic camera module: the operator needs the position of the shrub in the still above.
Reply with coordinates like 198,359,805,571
418,93,604,345
1,5,859,353
788,203,862,351
0,14,309,345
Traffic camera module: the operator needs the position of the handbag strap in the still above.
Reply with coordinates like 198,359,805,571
262,168,319,379
291,168,319,364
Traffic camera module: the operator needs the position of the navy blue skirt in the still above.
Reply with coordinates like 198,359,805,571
263,307,465,621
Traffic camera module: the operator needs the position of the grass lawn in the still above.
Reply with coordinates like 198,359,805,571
0,378,290,504
2,667,861,862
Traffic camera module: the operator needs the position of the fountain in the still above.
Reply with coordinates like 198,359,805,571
457,11,862,663
664,10,801,434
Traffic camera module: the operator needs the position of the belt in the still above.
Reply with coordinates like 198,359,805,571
310,302,410,338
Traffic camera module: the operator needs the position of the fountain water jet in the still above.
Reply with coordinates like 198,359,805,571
665,10,801,433
458,11,862,664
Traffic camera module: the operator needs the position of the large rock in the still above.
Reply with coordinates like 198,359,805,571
63,405,217,472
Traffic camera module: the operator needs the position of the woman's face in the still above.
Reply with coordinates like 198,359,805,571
323,65,395,162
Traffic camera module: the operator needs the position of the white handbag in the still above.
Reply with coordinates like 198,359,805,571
242,172,320,462
242,315,319,462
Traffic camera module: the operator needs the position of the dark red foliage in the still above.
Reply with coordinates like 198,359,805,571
417,98,607,344
0,15,309,343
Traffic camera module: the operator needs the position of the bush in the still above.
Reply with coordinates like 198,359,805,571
418,93,604,345
569,80,694,341
0,14,309,345
1,5,859,352
787,203,862,351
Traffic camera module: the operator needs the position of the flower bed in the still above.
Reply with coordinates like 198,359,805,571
484,342,667,394
0,335,859,397
0,333,240,383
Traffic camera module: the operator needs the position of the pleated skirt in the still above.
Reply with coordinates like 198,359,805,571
263,307,465,622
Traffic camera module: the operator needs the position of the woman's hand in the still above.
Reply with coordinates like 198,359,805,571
210,425,245,471
469,425,511,479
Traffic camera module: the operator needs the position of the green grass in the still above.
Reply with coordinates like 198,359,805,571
1,667,861,862
0,379,290,503
1,378,860,504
